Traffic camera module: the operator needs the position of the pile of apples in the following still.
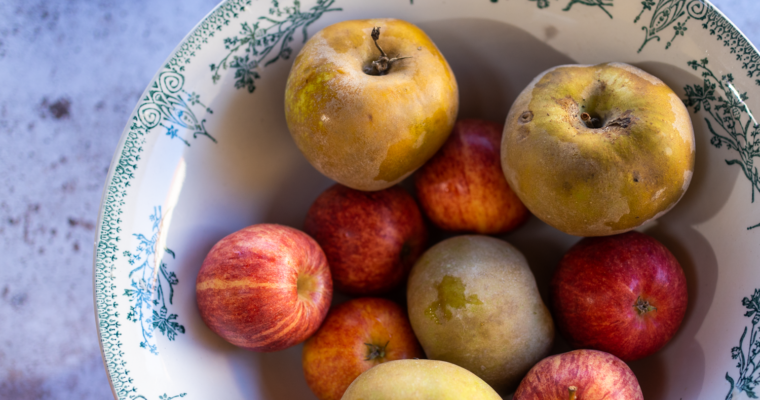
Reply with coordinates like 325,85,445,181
196,18,696,400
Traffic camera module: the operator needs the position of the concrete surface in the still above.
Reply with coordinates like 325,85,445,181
0,0,756,399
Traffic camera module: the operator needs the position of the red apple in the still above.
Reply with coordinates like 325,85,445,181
302,297,424,400
414,119,529,234
514,349,643,400
303,184,427,295
195,223,332,352
550,231,688,361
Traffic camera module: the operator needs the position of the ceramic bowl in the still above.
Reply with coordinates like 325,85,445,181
94,0,760,399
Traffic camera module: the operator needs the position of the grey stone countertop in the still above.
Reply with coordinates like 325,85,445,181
0,0,757,398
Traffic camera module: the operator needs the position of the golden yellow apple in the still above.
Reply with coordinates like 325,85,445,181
501,63,695,236
285,18,458,191
341,359,501,400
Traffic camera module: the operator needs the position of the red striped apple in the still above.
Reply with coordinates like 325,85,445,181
304,184,427,295
513,349,643,400
415,119,529,234
550,231,688,361
195,224,332,352
302,297,424,400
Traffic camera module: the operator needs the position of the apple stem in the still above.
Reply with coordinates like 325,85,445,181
364,340,390,361
568,386,578,400
369,27,410,75
634,296,657,315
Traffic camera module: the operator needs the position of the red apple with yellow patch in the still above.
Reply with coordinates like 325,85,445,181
304,184,427,295
195,224,332,352
302,297,424,400
415,119,529,234
514,349,644,400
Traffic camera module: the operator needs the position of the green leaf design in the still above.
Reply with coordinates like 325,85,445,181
210,0,341,92
682,59,760,229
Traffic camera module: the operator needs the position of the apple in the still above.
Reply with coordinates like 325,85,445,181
406,235,554,393
303,184,427,295
302,297,424,400
342,359,502,400
550,230,688,361
501,62,695,236
195,224,332,352
415,119,529,234
284,18,459,191
513,349,644,400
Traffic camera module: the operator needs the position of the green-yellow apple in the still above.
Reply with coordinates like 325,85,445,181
406,235,554,393
513,350,643,400
302,298,424,400
285,18,459,191
341,359,502,400
501,62,695,236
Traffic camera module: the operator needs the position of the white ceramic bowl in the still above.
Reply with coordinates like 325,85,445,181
94,1,760,399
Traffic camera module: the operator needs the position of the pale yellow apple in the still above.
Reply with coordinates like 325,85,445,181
406,235,554,393
285,18,458,191
501,62,695,236
341,359,501,400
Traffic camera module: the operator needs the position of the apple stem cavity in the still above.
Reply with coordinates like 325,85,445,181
568,386,578,400
364,340,390,361
634,296,657,315
367,27,410,76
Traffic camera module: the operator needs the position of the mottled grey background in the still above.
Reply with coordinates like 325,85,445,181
0,0,756,399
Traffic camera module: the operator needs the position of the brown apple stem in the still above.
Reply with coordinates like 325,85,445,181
369,27,410,75
364,340,390,361
568,386,578,400
580,112,602,129
634,296,657,315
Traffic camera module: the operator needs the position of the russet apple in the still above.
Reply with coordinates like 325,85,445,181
195,224,332,352
415,119,529,234
501,62,695,236
513,349,644,400
341,359,502,400
303,184,427,295
550,231,688,361
406,235,554,393
302,297,424,400
284,18,459,191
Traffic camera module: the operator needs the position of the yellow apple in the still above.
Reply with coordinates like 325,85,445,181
501,63,695,236
341,359,501,400
285,18,458,191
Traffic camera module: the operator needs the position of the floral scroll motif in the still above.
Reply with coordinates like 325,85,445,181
725,289,760,399
682,59,760,230
528,0,613,19
137,70,215,146
635,0,708,53
210,0,341,93
123,206,185,355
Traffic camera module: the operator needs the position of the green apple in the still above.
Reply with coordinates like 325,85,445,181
501,62,695,236
406,235,554,393
285,18,458,191
341,359,501,400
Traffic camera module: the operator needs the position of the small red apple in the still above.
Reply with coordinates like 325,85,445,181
550,231,688,361
414,119,529,234
303,184,427,295
302,297,424,400
195,223,332,352
513,349,643,400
